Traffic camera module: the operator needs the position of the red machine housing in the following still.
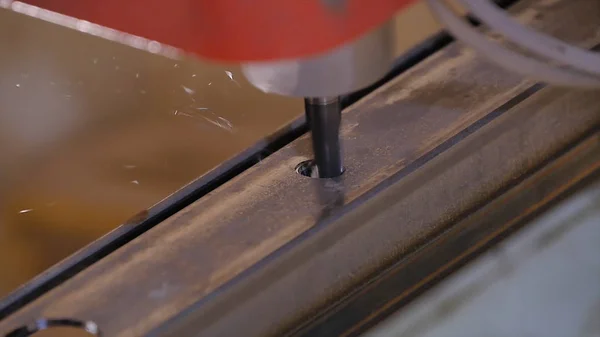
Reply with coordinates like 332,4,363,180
20,0,417,61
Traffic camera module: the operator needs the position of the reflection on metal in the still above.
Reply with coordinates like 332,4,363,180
0,7,302,299
0,0,180,59
5,318,99,337
365,181,600,337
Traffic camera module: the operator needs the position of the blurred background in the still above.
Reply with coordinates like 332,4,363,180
0,1,443,298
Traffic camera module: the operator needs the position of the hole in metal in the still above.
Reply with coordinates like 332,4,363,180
5,318,100,337
296,160,319,178
296,160,345,178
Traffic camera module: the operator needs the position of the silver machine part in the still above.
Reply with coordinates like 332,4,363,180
241,21,396,98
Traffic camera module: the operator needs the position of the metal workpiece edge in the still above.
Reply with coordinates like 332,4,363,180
161,86,600,337
1,0,598,336
290,104,600,337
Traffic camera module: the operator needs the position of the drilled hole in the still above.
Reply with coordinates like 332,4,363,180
295,160,345,178
5,319,100,337
296,160,319,178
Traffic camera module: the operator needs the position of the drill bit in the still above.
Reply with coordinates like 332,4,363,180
304,96,344,178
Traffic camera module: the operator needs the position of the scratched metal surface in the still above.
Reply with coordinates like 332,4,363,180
2,0,599,336
364,180,600,337
0,8,303,300
163,90,600,337
287,128,600,336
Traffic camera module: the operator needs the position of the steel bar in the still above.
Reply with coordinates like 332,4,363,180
294,129,600,336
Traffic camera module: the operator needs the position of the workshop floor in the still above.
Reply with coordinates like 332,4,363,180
0,2,443,298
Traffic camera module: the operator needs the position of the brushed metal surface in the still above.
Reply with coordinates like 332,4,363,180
290,116,600,337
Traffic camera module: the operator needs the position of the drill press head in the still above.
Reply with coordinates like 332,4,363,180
6,0,416,178
241,21,395,98
11,0,415,97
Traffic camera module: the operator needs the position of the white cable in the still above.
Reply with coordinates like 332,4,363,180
425,0,600,88
458,0,600,77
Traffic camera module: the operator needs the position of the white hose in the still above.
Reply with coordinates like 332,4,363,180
425,0,600,88
458,0,600,76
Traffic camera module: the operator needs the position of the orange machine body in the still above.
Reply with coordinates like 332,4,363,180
20,0,417,61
